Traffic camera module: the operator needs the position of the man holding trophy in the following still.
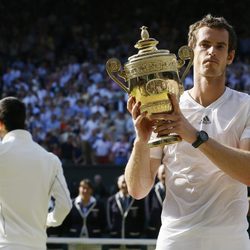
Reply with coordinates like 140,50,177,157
107,14,250,249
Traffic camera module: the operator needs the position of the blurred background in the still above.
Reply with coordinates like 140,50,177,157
0,0,249,208
0,0,250,193
0,0,250,248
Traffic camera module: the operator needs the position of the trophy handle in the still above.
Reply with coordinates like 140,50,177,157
106,58,130,93
177,46,194,83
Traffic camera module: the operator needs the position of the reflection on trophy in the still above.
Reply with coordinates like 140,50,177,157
106,26,194,147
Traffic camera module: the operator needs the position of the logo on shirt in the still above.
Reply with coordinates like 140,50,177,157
199,115,211,124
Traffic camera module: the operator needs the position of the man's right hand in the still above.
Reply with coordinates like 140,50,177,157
127,96,155,143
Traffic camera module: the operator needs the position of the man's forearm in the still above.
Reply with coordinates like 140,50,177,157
125,140,157,199
199,138,250,186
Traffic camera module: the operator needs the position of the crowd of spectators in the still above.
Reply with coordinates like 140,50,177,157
1,1,250,248
1,1,250,167
1,56,250,167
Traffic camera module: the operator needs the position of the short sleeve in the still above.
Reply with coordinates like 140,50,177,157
149,132,163,159
240,106,250,140
240,127,250,140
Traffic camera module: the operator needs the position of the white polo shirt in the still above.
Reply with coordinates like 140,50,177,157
151,88,250,250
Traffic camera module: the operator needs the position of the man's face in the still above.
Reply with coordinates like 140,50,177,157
117,175,128,193
157,165,165,183
79,182,92,199
193,26,235,79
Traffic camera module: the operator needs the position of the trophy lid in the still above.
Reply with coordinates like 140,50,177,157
128,26,170,63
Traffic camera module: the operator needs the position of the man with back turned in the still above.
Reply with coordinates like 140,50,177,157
0,96,72,250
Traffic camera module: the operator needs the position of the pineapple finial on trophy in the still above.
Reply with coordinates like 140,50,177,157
140,26,149,40
134,26,159,54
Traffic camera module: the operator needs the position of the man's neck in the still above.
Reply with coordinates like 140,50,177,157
189,75,226,107
0,123,8,139
81,196,91,206
119,190,129,197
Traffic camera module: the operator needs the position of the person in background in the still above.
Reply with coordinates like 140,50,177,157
0,96,72,250
92,133,112,165
60,134,75,165
145,164,165,239
106,174,146,250
125,14,250,250
63,179,106,250
93,174,109,203
111,135,130,166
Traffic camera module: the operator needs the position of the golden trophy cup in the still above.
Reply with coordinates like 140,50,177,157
106,26,194,147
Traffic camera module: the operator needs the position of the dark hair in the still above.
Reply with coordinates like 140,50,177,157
188,14,237,52
0,97,26,131
79,179,93,190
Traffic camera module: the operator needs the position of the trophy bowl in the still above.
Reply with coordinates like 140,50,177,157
106,26,193,147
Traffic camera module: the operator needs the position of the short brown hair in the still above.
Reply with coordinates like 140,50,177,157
188,14,237,52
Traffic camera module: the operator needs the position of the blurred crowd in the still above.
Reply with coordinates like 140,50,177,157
0,2,250,168
0,1,250,248
2,56,134,166
2,60,250,167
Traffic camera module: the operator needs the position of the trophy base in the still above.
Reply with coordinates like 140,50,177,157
148,134,182,148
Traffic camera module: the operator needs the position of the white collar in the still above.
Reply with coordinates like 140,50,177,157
75,195,96,206
2,130,32,143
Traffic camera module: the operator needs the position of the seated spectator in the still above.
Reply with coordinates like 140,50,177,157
60,134,75,165
111,135,130,166
72,135,85,166
92,133,112,165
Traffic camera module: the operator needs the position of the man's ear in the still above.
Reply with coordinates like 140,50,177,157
0,121,6,132
227,50,235,65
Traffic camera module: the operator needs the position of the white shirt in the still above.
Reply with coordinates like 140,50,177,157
151,88,250,249
93,139,112,156
0,130,72,249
